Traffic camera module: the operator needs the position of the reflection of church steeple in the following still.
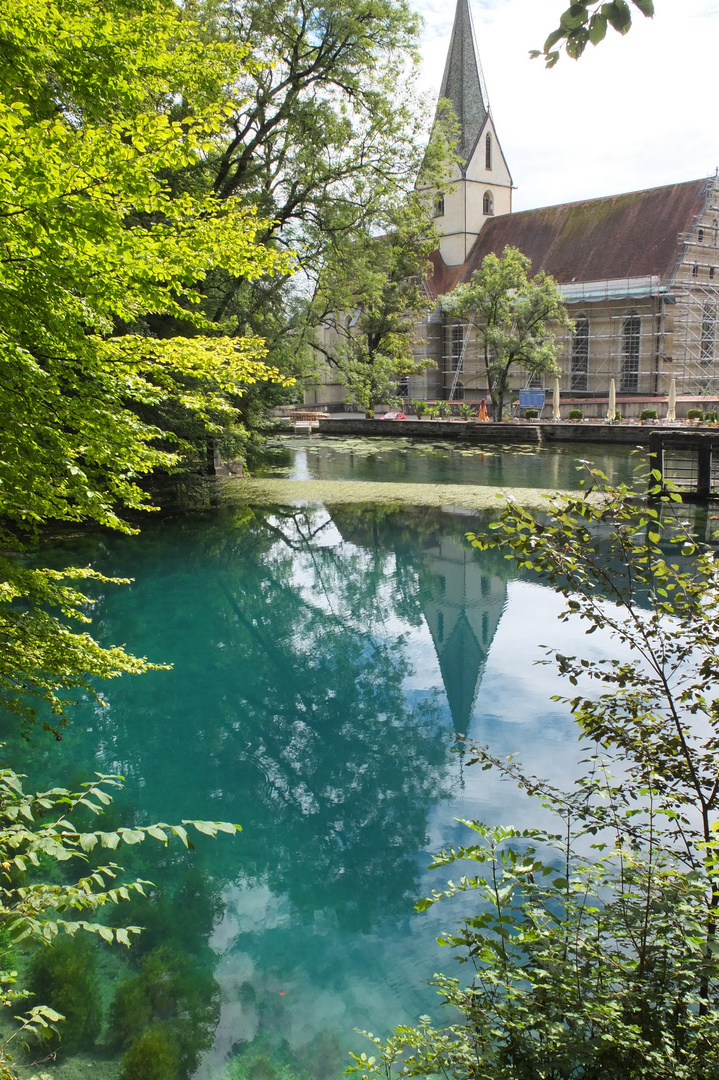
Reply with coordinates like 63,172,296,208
422,534,506,734
323,508,507,734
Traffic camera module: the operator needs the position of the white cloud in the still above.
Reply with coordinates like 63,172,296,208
414,0,719,210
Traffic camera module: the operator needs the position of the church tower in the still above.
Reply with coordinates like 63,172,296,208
432,0,513,267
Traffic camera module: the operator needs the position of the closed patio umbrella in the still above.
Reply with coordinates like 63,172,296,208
553,378,561,420
607,378,616,422
667,378,676,422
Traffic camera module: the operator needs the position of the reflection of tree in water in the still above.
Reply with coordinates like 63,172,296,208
5,503,519,1078
19,505,455,928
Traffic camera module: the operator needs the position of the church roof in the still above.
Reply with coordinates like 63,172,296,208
438,0,489,171
426,250,464,300
457,178,711,288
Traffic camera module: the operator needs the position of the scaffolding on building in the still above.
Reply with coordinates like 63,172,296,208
433,231,719,401
414,180,719,404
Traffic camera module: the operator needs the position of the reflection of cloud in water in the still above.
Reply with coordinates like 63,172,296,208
422,578,638,868
199,881,451,1080
403,623,443,692
211,884,292,945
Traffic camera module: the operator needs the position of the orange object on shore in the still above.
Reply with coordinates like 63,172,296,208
477,399,489,422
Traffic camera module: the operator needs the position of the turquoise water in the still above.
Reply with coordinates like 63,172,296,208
4,443,642,1079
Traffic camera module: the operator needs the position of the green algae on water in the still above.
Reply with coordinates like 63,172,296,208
216,478,579,511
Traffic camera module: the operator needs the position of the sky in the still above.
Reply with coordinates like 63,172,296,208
413,0,719,212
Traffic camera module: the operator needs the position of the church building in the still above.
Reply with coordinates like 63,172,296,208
309,0,719,410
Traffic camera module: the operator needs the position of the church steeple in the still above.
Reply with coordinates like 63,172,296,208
431,0,513,267
438,0,490,173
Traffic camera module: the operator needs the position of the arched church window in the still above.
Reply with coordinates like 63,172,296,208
693,264,699,278
701,299,717,362
571,316,589,391
433,194,444,218
710,267,716,280
482,190,494,216
698,228,704,243
621,312,641,392
485,133,492,171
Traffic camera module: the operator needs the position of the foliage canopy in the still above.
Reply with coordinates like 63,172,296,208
0,0,295,727
309,199,441,414
174,0,450,385
442,246,571,421
534,0,655,66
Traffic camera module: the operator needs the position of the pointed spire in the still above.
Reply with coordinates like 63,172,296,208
438,0,489,171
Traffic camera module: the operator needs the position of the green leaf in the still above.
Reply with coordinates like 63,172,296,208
118,828,144,845
145,825,169,842
588,12,608,43
602,0,632,33
543,28,564,52
187,820,218,837
559,4,589,31
170,823,190,847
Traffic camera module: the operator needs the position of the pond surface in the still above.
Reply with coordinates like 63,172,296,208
4,442,641,1080
253,436,640,490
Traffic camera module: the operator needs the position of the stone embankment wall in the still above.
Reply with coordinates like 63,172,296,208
315,419,656,444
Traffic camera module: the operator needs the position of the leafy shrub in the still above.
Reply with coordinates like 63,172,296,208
435,400,451,419
704,411,718,422
524,408,539,419
411,399,427,418
687,408,704,420
568,408,583,420
458,403,474,419
614,411,622,421
640,408,657,421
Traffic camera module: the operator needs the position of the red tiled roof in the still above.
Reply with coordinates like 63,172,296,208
424,250,463,300
429,178,712,297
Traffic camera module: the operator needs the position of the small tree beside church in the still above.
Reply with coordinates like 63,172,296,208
443,246,571,421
